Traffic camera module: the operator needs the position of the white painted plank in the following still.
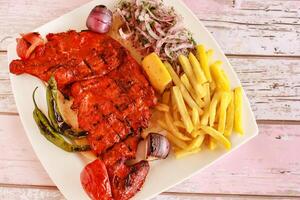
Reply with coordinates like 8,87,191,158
183,0,300,56
0,53,15,113
230,57,300,120
0,0,299,55
0,187,64,200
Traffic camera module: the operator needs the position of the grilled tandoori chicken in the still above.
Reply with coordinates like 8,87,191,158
10,31,127,96
9,30,157,200
71,54,156,155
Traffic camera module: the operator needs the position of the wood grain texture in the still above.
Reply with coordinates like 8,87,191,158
0,0,90,51
0,115,299,196
183,0,300,56
154,193,300,200
1,187,297,200
0,0,300,199
2,53,300,120
0,186,64,200
169,123,300,196
0,0,299,56
0,53,16,113
230,57,300,121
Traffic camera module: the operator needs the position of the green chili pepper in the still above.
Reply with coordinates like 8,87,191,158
32,87,91,152
47,76,67,128
46,85,83,139
47,76,87,138
46,86,60,131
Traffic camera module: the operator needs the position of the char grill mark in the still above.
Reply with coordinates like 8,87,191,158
70,50,156,155
73,56,156,155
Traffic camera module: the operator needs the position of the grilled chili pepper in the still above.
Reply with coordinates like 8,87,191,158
46,85,84,139
46,85,60,131
47,76,87,138
33,87,91,152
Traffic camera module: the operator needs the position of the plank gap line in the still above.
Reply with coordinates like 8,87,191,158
1,113,300,125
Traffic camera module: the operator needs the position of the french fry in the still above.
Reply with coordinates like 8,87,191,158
208,137,218,150
234,87,244,134
209,92,222,127
155,103,170,112
200,107,210,126
159,44,244,157
187,134,205,151
200,125,231,150
203,135,210,146
165,112,192,141
166,132,188,149
175,147,201,159
215,104,221,123
174,120,185,129
192,107,199,128
165,62,203,114
224,91,234,137
157,120,170,131
194,93,206,108
180,74,193,93
162,90,170,104
206,49,214,66
210,79,217,95
181,74,205,108
203,83,211,107
188,52,207,84
188,107,193,116
196,45,212,82
173,107,180,121
179,55,206,98
218,92,231,133
172,86,194,133
191,130,206,138
171,89,179,121
222,69,231,90
157,120,191,141
210,61,231,92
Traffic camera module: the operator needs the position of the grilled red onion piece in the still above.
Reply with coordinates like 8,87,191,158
145,133,170,160
86,5,113,33
16,32,44,60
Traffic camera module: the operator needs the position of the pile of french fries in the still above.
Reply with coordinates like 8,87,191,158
155,44,244,159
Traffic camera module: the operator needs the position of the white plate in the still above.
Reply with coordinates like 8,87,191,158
7,0,259,199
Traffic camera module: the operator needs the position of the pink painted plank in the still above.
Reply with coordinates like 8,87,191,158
0,115,53,186
169,124,300,196
0,115,299,196
0,187,296,200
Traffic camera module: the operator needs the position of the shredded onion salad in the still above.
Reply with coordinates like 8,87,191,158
116,0,195,70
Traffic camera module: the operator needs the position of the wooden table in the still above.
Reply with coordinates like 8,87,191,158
0,0,300,199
